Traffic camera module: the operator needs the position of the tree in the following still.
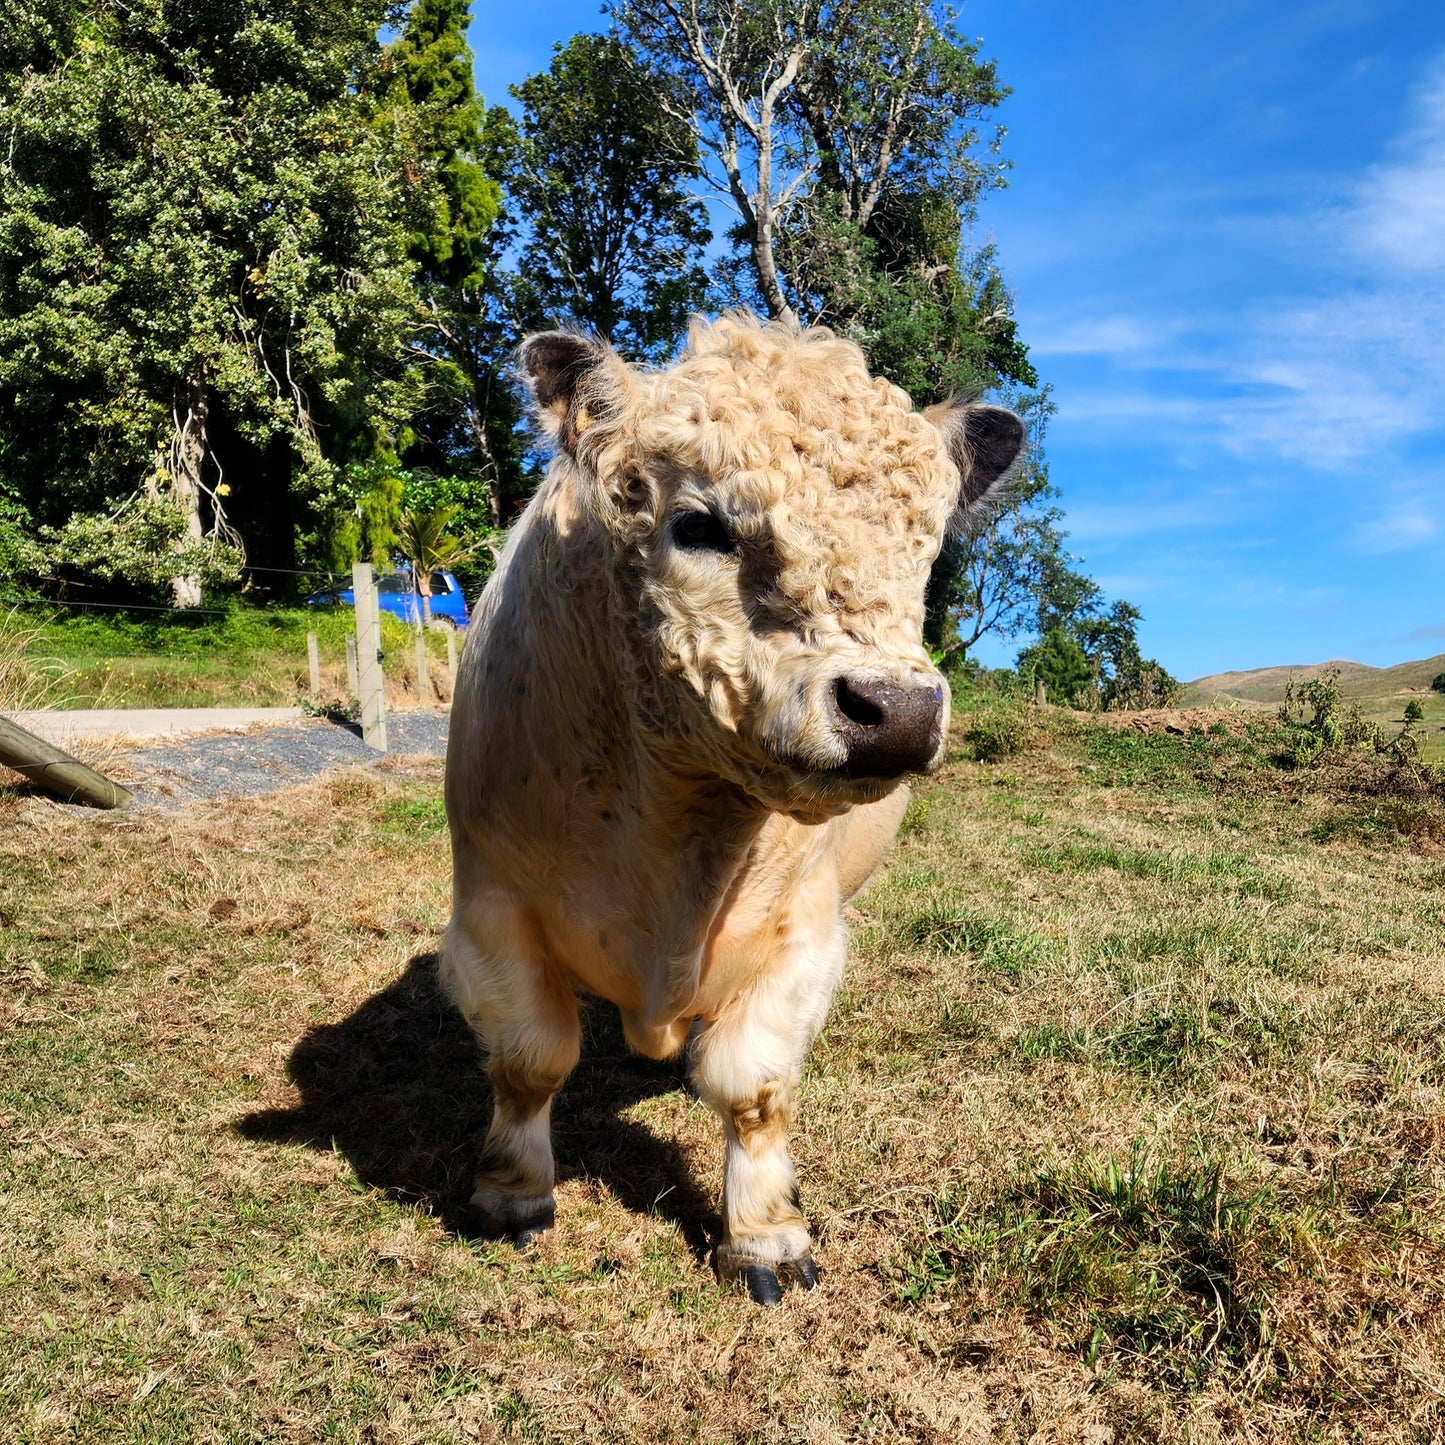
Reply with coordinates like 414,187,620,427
619,0,1060,658
616,0,1008,326
508,34,711,360
923,446,1064,660
370,0,520,539
400,105,535,525
396,504,474,624
1432,673,1445,695
1024,582,1179,710
1018,628,1091,705
383,0,499,293
0,0,428,603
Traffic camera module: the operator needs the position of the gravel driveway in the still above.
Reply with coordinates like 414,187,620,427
117,712,449,811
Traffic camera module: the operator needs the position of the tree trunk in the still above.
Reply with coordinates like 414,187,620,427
170,373,208,609
753,213,796,324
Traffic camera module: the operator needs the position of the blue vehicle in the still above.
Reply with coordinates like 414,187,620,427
307,568,470,629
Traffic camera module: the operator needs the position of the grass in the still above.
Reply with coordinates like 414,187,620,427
3,703,1445,1440
3,603,456,710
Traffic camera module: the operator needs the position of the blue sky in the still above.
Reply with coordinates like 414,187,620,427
469,1,1445,680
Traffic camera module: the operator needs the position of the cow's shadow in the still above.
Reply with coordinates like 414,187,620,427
236,953,716,1260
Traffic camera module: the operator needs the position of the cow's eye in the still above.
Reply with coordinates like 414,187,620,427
671,509,736,554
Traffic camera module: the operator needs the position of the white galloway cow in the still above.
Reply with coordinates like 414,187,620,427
442,314,1023,1304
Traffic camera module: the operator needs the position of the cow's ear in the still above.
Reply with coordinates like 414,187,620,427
926,399,1026,518
517,331,628,456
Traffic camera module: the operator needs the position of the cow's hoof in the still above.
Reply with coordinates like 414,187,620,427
782,1253,819,1290
740,1264,784,1307
463,1199,555,1247
509,1206,556,1248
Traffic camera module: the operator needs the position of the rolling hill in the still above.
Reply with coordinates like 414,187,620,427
1182,651,1445,707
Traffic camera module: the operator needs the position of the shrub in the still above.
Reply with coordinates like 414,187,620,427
1276,668,1378,765
1404,698,1425,723
1431,672,1445,695
967,709,1026,762
1106,658,1182,710
1018,627,1092,706
0,482,34,590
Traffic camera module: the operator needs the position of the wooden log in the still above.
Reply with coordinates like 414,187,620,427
0,716,133,809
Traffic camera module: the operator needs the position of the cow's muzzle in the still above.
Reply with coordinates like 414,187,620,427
829,676,944,779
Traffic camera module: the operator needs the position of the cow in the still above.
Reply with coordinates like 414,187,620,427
441,314,1023,1304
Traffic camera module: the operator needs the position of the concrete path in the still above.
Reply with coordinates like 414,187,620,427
8,706,305,742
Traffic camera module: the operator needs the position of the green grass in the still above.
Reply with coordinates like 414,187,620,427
902,1144,1276,1355
9,603,452,708
4,709,1445,1440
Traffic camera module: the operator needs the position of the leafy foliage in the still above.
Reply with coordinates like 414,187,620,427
1270,667,1434,769
508,34,711,360
0,0,431,601
37,496,244,594
1014,576,1178,710
618,0,1011,327
0,481,33,591
1017,627,1092,706
383,0,499,292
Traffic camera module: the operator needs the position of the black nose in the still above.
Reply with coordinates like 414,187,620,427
831,676,944,779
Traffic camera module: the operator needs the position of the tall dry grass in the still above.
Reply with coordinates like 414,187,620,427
0,607,58,714
0,610,124,805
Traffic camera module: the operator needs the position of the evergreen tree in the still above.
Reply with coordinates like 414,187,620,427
1018,627,1092,706
0,0,428,602
509,34,710,362
378,0,522,531
384,0,499,292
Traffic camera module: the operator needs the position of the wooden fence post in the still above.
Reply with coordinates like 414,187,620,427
307,632,321,696
1034,679,1047,707
446,630,457,675
345,634,359,698
415,633,429,701
352,563,388,752
0,716,132,809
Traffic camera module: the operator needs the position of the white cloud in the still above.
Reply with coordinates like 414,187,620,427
1226,291,1445,465
1353,501,1441,554
1026,50,1445,471
1351,58,1445,274
1029,315,1171,359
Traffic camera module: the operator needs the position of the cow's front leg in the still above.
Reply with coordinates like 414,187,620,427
689,873,846,1305
441,899,581,1244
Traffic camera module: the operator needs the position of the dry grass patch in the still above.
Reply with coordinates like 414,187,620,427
3,714,1445,1441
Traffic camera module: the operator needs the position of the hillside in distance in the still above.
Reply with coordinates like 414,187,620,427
1182,651,1445,706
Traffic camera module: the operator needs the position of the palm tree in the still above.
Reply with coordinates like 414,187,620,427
395,506,472,626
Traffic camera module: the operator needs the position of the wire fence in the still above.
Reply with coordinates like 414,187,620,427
1,562,346,615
